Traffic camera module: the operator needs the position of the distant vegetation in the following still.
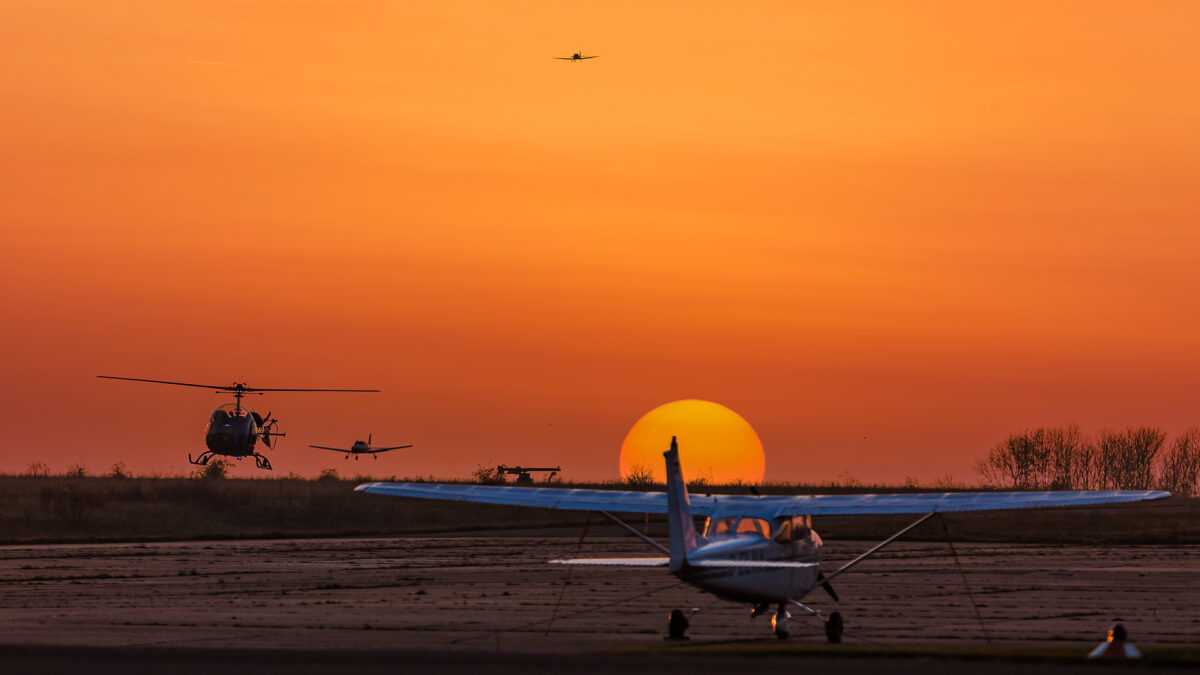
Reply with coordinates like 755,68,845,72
975,424,1200,496
6,423,1197,545
0,473,580,544
0,472,1194,546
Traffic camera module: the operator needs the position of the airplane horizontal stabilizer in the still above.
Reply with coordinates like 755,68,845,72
689,559,819,569
549,558,669,566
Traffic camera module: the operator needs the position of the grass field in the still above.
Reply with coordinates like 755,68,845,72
1,475,1196,545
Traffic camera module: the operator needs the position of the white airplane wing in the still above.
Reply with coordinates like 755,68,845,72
355,482,1168,517
700,490,1170,518
356,482,684,513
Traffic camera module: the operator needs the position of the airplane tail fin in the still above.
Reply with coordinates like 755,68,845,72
664,436,702,572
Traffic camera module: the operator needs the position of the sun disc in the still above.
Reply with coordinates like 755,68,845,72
618,400,765,484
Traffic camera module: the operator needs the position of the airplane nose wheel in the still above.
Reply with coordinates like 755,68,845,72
666,609,689,640
824,611,844,644
771,606,790,639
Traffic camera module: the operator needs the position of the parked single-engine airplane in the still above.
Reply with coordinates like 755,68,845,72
555,52,598,61
356,438,1168,641
310,434,413,460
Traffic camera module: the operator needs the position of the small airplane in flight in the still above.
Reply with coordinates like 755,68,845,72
310,434,413,460
357,437,1168,641
555,52,598,62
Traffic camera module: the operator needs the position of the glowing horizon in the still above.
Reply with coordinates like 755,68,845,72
3,2,1199,482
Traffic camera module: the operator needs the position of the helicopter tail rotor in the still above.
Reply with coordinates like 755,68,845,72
260,413,285,449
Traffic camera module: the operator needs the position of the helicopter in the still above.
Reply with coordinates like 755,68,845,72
310,434,413,460
554,52,598,61
97,376,379,470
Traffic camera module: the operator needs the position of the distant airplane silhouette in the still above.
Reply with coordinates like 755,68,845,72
555,52,598,62
310,434,413,460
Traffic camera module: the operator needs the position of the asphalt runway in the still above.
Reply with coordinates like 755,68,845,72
0,534,1195,672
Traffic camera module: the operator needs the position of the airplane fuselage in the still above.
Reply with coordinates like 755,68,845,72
679,521,823,603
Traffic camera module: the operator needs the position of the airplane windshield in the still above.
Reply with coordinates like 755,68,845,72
705,516,773,539
773,515,812,543
736,517,770,538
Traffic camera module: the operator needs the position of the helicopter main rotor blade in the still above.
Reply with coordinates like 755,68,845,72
243,387,381,393
97,376,231,390
97,376,379,393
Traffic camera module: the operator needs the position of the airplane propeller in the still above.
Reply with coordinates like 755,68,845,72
817,571,839,602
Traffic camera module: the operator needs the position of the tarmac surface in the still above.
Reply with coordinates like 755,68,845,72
1,532,1196,672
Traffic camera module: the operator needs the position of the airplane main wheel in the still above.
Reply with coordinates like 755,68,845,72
824,611,844,644
771,609,790,640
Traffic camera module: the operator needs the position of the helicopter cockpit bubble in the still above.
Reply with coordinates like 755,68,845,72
207,403,251,430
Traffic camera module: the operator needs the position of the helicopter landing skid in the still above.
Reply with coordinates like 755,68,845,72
187,451,273,471
188,451,216,467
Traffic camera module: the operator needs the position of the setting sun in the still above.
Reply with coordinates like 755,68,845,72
618,400,765,485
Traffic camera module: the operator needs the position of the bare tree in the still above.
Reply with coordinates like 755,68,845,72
977,426,1091,489
1042,424,1087,489
1158,428,1200,496
1096,427,1165,489
1073,439,1101,490
978,431,1035,488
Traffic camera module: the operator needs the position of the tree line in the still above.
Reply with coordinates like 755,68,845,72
976,424,1200,495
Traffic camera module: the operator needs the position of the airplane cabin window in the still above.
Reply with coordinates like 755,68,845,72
772,518,793,543
791,515,812,540
735,517,769,537
706,516,737,538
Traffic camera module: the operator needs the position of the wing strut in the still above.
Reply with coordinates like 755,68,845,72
940,513,991,644
545,512,592,636
598,510,669,555
822,511,938,584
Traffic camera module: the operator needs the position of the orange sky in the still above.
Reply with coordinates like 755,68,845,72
2,1,1199,481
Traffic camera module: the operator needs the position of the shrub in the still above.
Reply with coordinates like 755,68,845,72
624,464,656,487
196,460,228,480
472,464,503,484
